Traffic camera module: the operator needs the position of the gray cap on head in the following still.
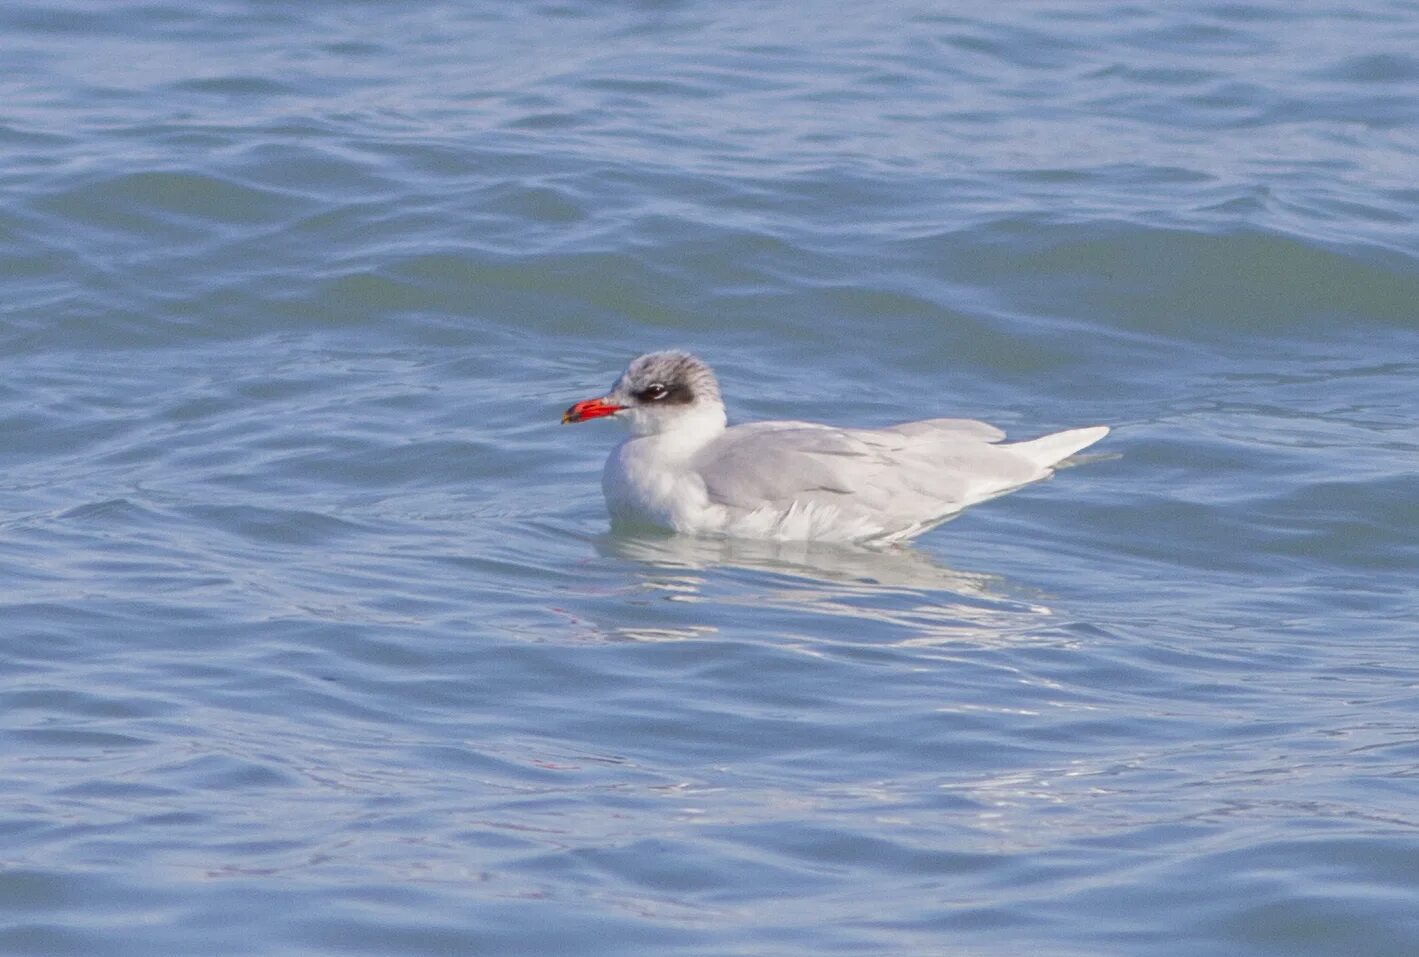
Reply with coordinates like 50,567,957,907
616,351,722,408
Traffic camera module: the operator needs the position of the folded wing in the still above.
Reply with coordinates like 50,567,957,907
694,417,1091,540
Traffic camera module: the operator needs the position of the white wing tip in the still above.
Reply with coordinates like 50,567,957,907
1012,425,1111,469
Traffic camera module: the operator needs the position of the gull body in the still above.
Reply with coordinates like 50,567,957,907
563,351,1108,544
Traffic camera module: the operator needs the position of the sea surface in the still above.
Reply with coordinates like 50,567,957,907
3,2,1419,954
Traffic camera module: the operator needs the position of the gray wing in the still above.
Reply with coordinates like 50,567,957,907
694,418,1046,534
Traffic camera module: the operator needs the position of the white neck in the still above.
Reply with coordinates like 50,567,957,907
625,400,727,456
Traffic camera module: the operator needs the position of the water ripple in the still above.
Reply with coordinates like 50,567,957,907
3,1,1419,955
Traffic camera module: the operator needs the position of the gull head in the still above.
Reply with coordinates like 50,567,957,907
562,350,726,438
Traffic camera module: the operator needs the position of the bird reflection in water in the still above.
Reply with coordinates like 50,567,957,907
589,533,1057,649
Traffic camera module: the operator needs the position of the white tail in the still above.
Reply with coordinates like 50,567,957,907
1009,426,1110,470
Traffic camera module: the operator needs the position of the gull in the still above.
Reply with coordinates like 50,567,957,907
562,351,1108,543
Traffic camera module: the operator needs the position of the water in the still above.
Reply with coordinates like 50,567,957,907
3,1,1418,954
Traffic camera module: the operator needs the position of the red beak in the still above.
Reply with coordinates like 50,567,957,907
562,397,624,424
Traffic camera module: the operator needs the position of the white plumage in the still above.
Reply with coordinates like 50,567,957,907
563,351,1108,543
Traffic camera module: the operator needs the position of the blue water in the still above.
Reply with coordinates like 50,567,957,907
4,2,1419,954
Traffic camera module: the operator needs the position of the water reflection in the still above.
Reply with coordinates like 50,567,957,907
591,534,1055,647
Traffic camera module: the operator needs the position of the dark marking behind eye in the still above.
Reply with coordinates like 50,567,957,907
634,381,693,405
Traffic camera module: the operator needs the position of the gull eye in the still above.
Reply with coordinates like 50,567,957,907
642,382,668,401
